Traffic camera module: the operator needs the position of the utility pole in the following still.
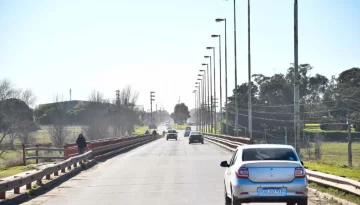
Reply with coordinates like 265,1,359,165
247,0,252,139
293,0,301,154
285,127,288,145
150,91,155,125
233,0,239,137
69,89,72,101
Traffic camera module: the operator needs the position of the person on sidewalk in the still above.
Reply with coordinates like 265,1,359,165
76,133,87,154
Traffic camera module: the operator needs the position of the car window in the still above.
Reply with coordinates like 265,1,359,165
190,131,201,135
242,148,298,161
229,149,238,166
168,130,176,133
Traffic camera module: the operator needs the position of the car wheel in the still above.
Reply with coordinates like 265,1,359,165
231,188,241,205
296,198,308,205
176,138,177,140
286,202,296,205
224,183,231,204
201,140,204,144
189,141,191,144
166,138,168,141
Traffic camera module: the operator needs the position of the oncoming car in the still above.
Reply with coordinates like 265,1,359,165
220,144,308,205
188,131,204,144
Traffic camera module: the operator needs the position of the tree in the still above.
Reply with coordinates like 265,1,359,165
171,103,190,124
48,94,68,147
83,90,110,140
0,98,34,154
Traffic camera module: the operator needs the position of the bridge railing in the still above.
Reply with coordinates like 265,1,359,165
202,133,360,196
0,134,159,199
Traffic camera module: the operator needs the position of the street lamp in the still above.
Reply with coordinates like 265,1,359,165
195,83,200,130
225,0,239,136
197,77,204,130
211,34,222,134
204,55,213,132
201,64,210,133
199,70,206,132
216,18,229,135
206,47,216,134
193,90,197,130
150,91,155,124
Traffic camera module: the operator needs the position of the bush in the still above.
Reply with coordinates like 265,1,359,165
320,123,348,131
4,156,24,168
304,131,360,142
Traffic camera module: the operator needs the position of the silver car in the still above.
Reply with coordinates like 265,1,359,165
220,144,308,205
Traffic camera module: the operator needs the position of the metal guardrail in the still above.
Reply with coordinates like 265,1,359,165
203,133,360,196
0,134,159,199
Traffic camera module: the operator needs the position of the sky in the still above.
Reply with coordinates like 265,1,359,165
0,0,359,112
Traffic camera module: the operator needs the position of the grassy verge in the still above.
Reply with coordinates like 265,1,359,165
173,124,187,130
309,182,360,204
301,142,360,165
304,161,360,180
0,165,38,178
132,126,149,135
304,123,356,132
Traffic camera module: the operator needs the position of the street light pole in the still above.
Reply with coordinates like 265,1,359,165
150,91,155,125
197,79,202,131
294,0,300,154
216,18,228,135
202,63,210,133
247,0,252,139
228,0,239,136
204,56,213,132
199,72,205,132
212,34,223,134
193,90,197,130
207,47,216,134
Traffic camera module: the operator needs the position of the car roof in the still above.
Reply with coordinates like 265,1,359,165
239,144,295,150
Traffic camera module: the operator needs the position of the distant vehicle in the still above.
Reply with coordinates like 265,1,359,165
188,131,204,144
220,144,307,205
166,129,178,141
149,124,157,129
184,127,192,137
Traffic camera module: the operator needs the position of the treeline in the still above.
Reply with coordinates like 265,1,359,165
0,79,145,152
226,64,360,143
220,65,360,142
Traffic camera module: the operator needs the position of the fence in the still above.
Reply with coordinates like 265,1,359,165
22,143,66,165
202,132,360,197
0,134,159,199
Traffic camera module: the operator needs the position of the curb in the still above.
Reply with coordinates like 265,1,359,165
0,137,160,205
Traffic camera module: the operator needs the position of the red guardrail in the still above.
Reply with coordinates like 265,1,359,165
63,135,150,159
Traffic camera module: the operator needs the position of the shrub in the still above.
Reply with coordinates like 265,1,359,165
4,156,24,168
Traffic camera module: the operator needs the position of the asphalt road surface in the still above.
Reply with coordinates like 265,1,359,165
22,129,330,205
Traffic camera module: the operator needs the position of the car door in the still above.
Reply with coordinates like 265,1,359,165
225,149,238,193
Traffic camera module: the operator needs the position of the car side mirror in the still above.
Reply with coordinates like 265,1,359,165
300,161,304,166
220,161,229,167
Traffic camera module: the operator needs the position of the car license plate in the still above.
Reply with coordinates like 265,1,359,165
263,188,282,194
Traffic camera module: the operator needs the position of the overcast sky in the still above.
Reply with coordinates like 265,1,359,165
1,0,359,112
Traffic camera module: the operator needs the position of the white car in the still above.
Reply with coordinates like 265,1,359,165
220,144,308,205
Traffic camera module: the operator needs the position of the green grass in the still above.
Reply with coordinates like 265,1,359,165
0,165,38,178
301,142,360,180
309,182,360,205
304,161,360,180
132,126,149,135
173,124,187,130
304,123,356,133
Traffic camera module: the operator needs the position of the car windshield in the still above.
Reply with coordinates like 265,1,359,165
242,148,298,161
168,130,176,133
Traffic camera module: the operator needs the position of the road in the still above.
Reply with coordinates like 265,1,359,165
22,129,330,205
